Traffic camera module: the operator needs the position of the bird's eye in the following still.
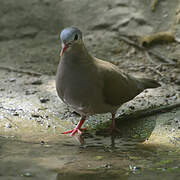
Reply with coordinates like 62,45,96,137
74,34,78,41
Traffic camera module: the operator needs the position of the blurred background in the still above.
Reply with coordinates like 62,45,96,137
1,0,180,75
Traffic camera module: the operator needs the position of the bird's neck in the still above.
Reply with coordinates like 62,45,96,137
61,44,93,64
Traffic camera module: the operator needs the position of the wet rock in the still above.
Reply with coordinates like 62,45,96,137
39,97,49,103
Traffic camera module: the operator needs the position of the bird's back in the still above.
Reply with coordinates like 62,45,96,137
94,58,160,107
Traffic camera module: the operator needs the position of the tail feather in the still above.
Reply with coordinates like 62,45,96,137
138,78,160,90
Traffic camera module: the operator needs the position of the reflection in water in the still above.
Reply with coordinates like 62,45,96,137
111,134,115,148
56,171,128,180
96,114,156,143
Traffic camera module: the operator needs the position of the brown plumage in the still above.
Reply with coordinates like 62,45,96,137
56,27,160,136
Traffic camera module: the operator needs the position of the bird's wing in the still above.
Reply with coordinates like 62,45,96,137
95,58,142,106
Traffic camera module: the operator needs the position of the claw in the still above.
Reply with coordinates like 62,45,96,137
61,116,86,136
62,127,86,136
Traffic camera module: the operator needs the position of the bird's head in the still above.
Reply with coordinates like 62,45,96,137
60,27,83,56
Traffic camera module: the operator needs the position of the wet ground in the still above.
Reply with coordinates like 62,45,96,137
1,135,180,180
1,67,180,180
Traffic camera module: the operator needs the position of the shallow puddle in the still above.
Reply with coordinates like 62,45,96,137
0,132,180,180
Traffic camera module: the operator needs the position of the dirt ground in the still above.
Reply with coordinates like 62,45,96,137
1,0,180,179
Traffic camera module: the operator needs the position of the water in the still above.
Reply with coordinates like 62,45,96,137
0,133,180,180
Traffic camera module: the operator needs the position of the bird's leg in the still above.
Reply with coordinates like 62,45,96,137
111,113,116,129
110,113,120,133
62,115,86,136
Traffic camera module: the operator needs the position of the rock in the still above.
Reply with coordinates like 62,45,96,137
31,79,42,85
25,89,37,95
40,140,45,145
13,112,19,116
31,114,41,118
129,105,135,110
22,172,33,177
39,97,49,103
174,117,180,124
0,88,5,91
9,78,16,82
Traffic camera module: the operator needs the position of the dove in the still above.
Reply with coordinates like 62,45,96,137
56,27,160,136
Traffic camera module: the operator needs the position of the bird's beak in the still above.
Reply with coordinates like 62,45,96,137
60,43,68,56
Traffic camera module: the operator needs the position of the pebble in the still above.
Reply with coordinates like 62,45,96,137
46,122,51,128
40,140,45,145
22,172,33,177
129,105,135,110
31,114,41,118
101,163,112,169
5,122,12,128
0,88,5,91
163,14,168,18
9,78,16,82
175,79,180,85
13,112,19,116
171,95,177,100
129,165,141,173
25,89,37,95
17,74,22,77
31,79,42,85
40,97,49,103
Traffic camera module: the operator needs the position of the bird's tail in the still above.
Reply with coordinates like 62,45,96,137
138,78,160,90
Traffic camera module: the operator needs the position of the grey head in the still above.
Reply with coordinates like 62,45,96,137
60,27,82,44
60,27,83,56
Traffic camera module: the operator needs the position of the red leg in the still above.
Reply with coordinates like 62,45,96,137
110,113,120,133
111,113,116,129
62,116,86,136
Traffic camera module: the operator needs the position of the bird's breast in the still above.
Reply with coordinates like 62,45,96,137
56,61,105,114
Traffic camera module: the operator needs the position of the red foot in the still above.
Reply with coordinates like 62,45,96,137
62,128,86,136
62,116,86,136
